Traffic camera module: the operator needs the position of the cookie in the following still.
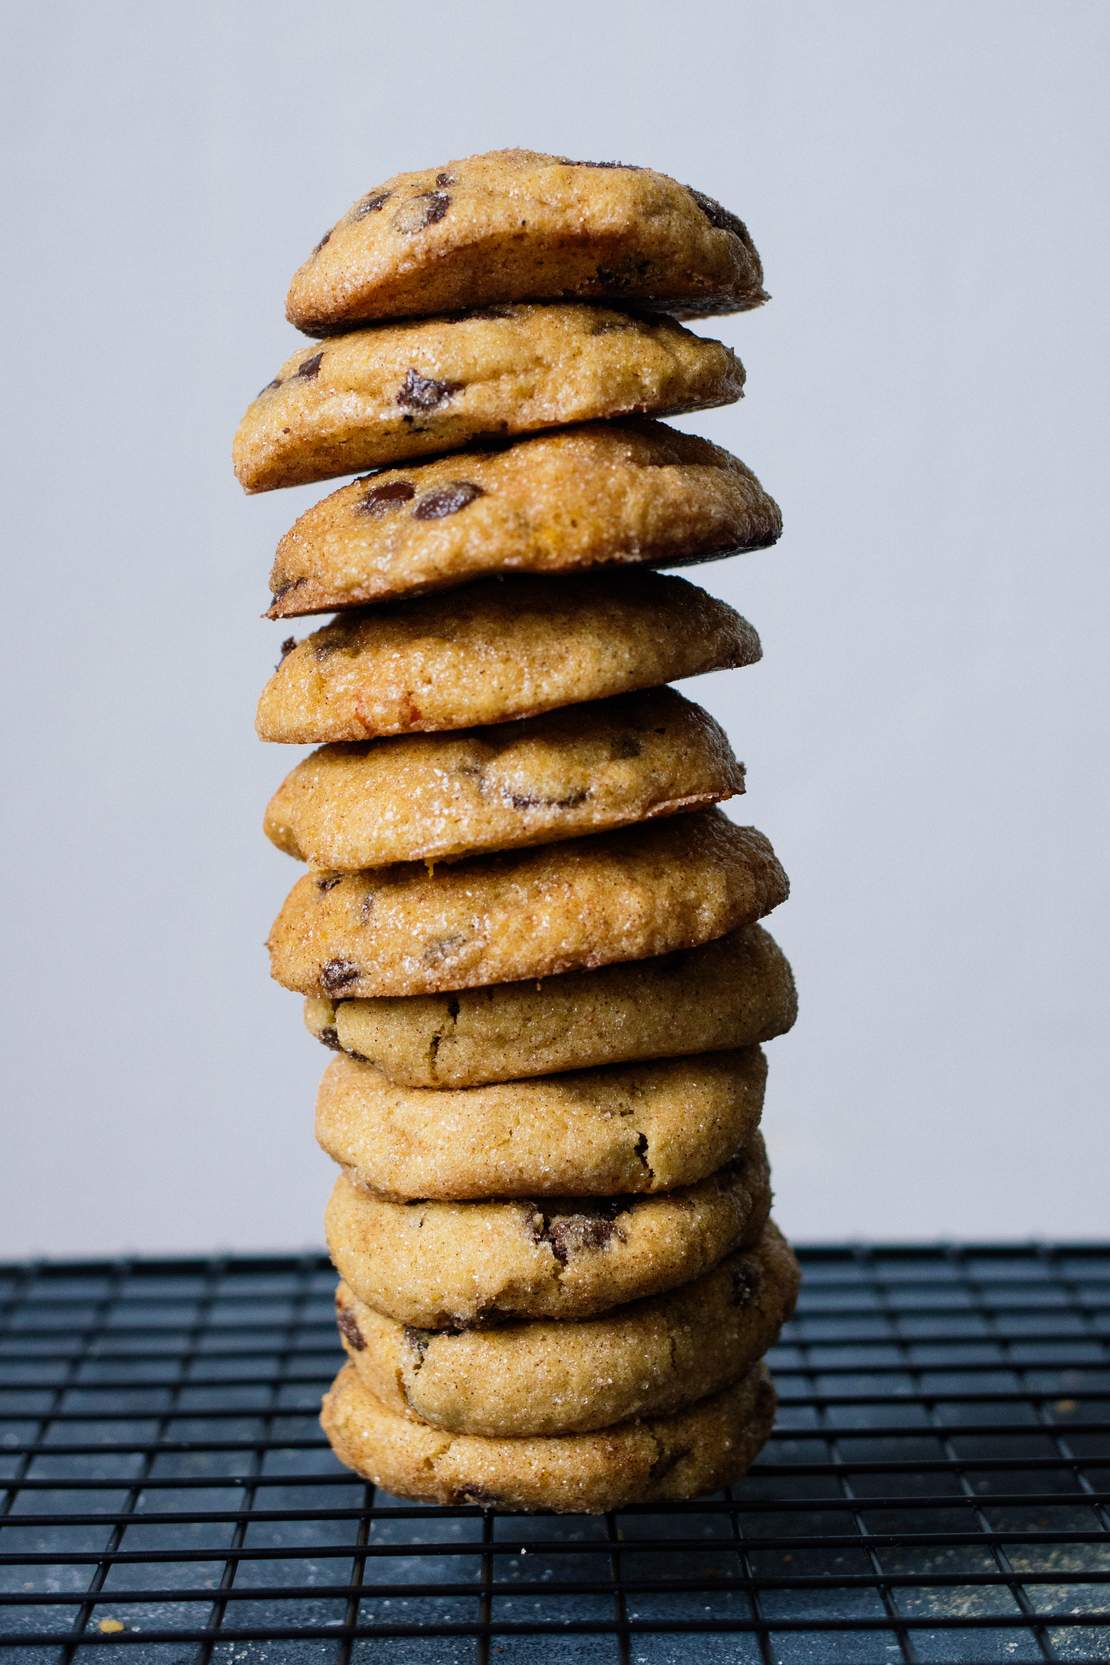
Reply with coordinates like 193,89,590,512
307,923,795,1087
286,149,766,333
269,811,788,998
337,1221,797,1437
233,305,743,492
324,1136,772,1326
317,1046,766,1202
264,689,743,871
322,1359,775,1512
266,420,781,617
257,572,758,745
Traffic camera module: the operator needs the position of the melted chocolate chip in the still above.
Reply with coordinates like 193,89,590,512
435,171,456,187
403,1326,432,1362
358,479,416,517
397,368,461,411
318,1025,342,1052
413,482,485,520
393,190,450,234
321,959,360,993
316,875,343,892
336,1305,365,1350
507,787,590,812
294,351,324,381
686,187,749,241
547,1214,620,1264
354,190,391,218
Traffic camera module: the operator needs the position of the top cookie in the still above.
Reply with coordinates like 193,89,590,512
286,148,766,334
232,305,742,492
267,420,781,617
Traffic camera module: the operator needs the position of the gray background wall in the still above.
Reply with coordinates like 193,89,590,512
2,0,1107,1255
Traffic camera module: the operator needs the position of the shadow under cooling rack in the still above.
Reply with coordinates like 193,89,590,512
0,1242,1108,1664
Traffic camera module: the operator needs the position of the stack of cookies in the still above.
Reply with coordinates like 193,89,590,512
233,149,799,1513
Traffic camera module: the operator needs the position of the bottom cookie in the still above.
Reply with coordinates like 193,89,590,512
321,1360,776,1513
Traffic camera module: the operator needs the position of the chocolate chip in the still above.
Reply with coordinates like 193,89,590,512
259,376,282,397
336,1305,365,1350
294,351,323,381
422,934,467,967
459,305,516,321
277,636,297,666
393,190,450,234
730,1262,761,1306
435,171,456,187
318,1025,342,1052
314,229,332,253
547,1214,621,1264
610,735,642,760
321,959,359,993
397,368,461,411
452,1486,501,1507
360,893,375,921
445,995,460,1020
686,187,749,241
271,579,307,610
354,190,391,218
403,1326,432,1362
357,479,416,518
316,875,343,892
413,482,485,520
313,635,343,662
507,787,590,811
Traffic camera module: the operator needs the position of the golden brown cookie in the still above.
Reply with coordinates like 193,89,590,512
322,1359,776,1512
336,1222,798,1436
264,689,743,870
234,304,743,492
287,149,766,333
266,420,780,616
316,1047,767,1202
306,923,795,1087
269,811,788,998
258,573,758,745
324,1136,772,1325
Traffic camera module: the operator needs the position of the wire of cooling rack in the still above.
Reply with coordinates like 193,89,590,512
0,1243,1107,1664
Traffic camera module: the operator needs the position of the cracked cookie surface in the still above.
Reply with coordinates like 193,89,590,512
264,689,743,870
316,1047,767,1201
335,1221,797,1436
269,811,788,998
324,1134,771,1325
266,419,780,616
307,923,795,1087
233,303,743,492
322,1357,776,1512
257,572,759,744
287,149,766,333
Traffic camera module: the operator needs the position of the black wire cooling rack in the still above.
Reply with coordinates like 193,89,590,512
0,1245,1107,1664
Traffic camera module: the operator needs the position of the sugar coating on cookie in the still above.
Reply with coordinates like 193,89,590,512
263,689,744,870
287,148,767,333
267,420,781,616
268,810,789,998
335,1221,798,1436
315,1047,767,1202
321,1358,776,1512
324,1135,772,1326
233,304,743,492
257,573,759,745
307,923,796,1087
